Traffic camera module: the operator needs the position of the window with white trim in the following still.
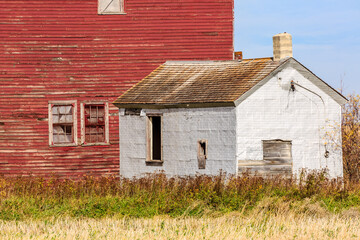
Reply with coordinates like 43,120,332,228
48,101,77,146
81,102,109,145
98,0,124,15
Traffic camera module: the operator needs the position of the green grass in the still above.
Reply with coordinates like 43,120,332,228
0,170,359,220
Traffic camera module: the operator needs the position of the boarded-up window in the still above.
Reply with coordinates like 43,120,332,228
125,108,141,116
81,103,109,145
146,116,162,162
98,0,124,14
48,101,77,146
197,140,207,169
262,140,292,164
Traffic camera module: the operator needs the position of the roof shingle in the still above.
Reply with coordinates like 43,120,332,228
113,58,284,108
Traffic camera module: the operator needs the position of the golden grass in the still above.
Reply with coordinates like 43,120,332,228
1,201,359,240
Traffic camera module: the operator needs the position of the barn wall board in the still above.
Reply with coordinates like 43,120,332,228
0,0,234,177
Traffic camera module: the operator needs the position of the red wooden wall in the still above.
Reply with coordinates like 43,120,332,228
0,0,234,177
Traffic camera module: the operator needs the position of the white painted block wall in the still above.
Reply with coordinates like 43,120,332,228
236,66,343,178
119,107,237,178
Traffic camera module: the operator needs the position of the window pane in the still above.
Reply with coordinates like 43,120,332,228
65,134,72,143
53,115,59,123
53,123,73,143
98,107,104,117
52,106,59,114
85,134,90,143
85,106,90,116
89,118,98,125
90,127,97,135
98,133,104,142
53,126,64,134
65,106,72,114
53,134,59,144
53,133,65,144
84,104,106,143
90,107,97,118
59,106,67,114
59,134,65,143
65,115,73,123
59,115,66,123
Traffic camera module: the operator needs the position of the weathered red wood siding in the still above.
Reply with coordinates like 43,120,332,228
0,0,234,177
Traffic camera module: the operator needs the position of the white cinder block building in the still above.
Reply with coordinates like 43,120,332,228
114,33,347,178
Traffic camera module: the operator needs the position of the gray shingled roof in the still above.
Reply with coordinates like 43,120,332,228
113,58,287,109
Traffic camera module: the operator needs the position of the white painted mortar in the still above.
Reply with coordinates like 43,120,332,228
236,66,343,178
119,107,237,178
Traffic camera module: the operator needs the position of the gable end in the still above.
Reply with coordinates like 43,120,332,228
234,58,347,106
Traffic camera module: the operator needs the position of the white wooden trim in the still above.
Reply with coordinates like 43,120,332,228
73,102,78,145
48,100,78,105
48,100,77,147
80,103,85,145
48,103,53,146
105,102,109,144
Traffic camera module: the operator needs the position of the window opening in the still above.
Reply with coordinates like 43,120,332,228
197,140,207,169
262,140,292,163
84,104,106,144
49,101,77,146
147,116,162,161
152,116,161,160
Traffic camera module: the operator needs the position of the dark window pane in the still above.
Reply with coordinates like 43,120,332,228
84,104,106,143
152,116,161,160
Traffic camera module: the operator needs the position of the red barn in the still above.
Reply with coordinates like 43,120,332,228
0,0,234,177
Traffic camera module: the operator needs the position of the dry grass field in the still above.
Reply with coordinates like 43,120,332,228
1,198,360,239
0,210,359,239
1,172,360,239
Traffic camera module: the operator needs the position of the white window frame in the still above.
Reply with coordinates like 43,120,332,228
80,101,109,146
98,0,125,15
48,100,78,147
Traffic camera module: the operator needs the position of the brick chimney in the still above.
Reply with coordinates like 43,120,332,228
273,33,293,61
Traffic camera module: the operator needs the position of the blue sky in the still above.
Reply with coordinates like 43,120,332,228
234,0,360,95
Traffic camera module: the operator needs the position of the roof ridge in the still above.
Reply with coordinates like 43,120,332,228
165,60,239,65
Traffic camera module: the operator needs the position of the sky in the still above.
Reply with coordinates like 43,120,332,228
234,0,360,95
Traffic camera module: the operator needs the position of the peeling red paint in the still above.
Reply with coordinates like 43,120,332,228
0,0,234,177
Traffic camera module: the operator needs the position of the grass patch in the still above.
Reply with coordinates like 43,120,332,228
0,170,359,220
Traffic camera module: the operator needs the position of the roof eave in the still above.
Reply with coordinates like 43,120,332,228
288,58,348,104
113,102,235,109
